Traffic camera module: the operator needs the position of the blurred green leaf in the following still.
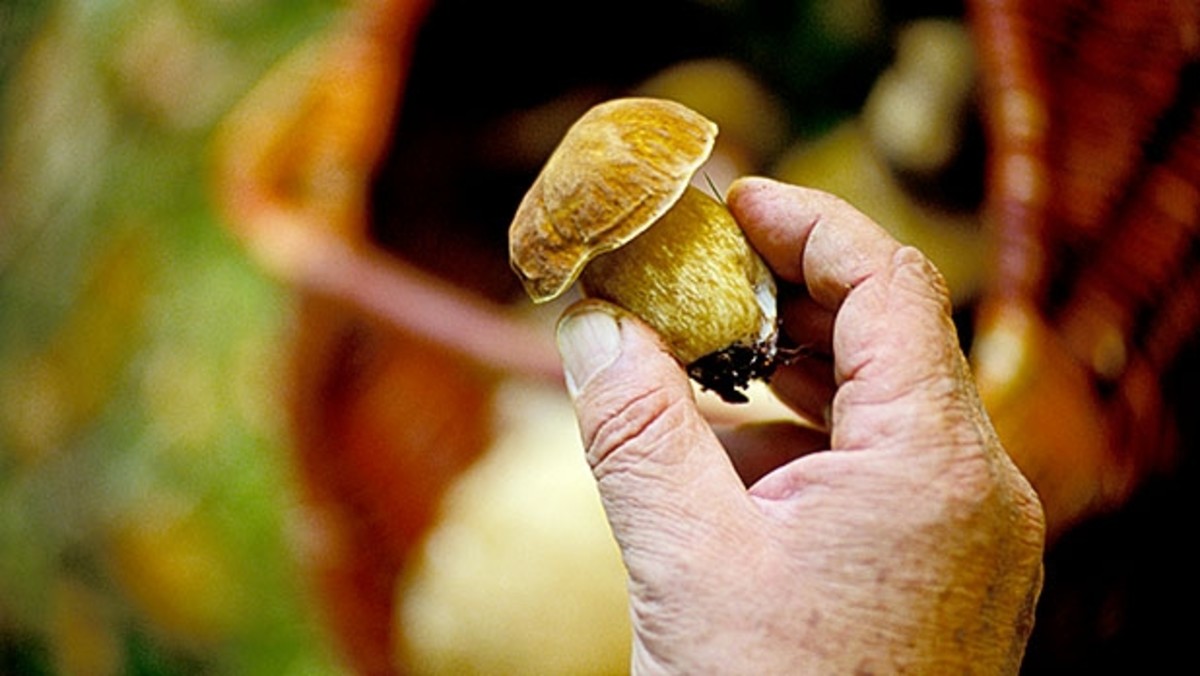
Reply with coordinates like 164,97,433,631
1,1,346,673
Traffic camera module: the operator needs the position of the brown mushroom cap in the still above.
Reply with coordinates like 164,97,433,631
508,97,718,302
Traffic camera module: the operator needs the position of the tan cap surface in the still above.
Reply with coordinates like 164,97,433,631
509,97,717,302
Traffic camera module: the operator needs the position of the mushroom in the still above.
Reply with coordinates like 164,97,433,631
508,97,780,403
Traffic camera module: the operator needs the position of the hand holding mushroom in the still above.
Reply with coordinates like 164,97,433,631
510,100,1045,673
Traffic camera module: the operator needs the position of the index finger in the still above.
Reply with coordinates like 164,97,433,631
726,177,968,453
726,177,905,311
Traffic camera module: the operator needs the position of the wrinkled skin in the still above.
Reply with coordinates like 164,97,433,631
555,177,1045,674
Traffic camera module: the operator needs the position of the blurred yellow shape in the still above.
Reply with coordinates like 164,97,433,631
51,576,124,676
107,497,244,647
0,230,152,464
863,19,977,176
635,58,788,164
398,381,630,676
774,121,984,304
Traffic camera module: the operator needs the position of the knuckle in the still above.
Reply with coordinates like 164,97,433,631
890,245,953,314
583,384,689,475
937,444,1046,550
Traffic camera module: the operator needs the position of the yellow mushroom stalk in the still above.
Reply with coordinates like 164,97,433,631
508,97,779,403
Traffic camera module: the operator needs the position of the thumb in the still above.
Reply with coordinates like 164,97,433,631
556,300,748,543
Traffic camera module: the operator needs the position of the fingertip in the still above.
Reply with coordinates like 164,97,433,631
558,302,748,528
726,175,777,201
556,300,625,398
728,179,908,313
556,299,700,454
556,299,681,386
726,177,822,283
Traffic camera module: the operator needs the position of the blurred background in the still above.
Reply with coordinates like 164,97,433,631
2,0,1198,674
1,1,348,673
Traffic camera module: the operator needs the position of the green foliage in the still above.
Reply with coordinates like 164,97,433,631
0,1,345,673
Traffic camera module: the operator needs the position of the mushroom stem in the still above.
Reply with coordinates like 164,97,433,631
579,185,779,401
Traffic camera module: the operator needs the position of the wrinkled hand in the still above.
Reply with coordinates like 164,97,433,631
555,177,1045,674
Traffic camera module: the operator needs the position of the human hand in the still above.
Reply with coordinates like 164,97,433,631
554,177,1045,674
